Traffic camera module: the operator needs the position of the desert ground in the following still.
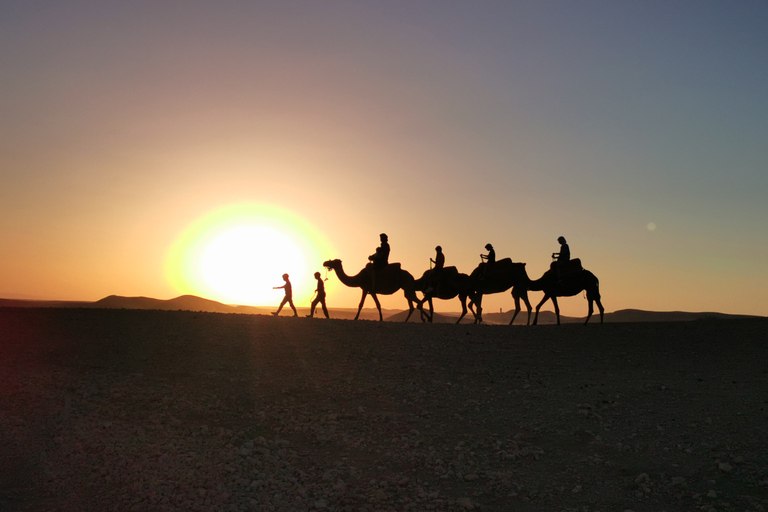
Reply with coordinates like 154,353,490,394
1,307,767,512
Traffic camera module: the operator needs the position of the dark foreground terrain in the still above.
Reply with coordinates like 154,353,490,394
1,308,767,512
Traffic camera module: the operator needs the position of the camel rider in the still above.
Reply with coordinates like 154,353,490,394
480,243,495,279
368,233,390,291
426,245,444,294
368,233,390,270
551,236,570,281
552,236,570,263
430,245,445,271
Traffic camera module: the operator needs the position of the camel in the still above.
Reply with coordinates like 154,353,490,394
322,259,424,322
468,258,533,324
522,264,604,325
414,267,477,324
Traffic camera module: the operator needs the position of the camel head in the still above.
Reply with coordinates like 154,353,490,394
323,259,341,271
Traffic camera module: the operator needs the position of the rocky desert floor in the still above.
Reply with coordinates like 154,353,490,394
1,307,767,512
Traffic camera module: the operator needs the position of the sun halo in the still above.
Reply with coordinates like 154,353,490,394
167,204,332,306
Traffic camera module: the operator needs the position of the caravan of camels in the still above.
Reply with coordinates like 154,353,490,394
322,234,605,326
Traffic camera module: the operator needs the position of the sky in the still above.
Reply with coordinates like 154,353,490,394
2,1,767,317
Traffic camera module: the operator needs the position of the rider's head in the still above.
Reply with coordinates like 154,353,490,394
380,233,388,241
435,245,442,252
282,273,289,280
557,236,566,244
314,272,321,279
485,243,493,250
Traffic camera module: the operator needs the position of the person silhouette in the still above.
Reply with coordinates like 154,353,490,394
307,271,329,318
480,243,495,279
552,236,570,263
272,273,298,317
368,233,390,270
551,236,570,281
367,233,390,291
425,245,445,294
430,245,445,271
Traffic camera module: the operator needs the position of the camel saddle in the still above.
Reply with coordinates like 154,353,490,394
439,266,459,276
366,262,401,272
477,257,514,274
550,258,583,276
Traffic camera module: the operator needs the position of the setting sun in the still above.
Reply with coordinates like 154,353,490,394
166,204,333,306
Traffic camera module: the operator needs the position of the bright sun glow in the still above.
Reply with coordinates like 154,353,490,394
166,204,333,306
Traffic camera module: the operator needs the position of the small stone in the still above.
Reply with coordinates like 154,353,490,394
457,497,475,510
718,462,733,473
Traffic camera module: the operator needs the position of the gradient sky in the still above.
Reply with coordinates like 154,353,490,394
2,1,767,317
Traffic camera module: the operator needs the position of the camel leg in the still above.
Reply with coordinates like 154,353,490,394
533,294,550,325
585,286,604,325
509,289,521,325
456,296,467,324
355,291,368,320
585,299,593,325
474,295,484,324
551,296,561,325
404,299,415,322
404,289,422,322
521,291,533,326
596,298,604,324
371,293,383,321
428,298,435,323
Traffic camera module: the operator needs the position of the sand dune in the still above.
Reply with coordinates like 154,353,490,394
1,307,767,511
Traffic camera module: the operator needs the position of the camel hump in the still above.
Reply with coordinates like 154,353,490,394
496,257,513,267
388,262,402,271
562,258,583,274
549,258,584,276
443,266,459,275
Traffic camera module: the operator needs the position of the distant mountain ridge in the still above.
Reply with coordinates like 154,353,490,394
0,296,762,323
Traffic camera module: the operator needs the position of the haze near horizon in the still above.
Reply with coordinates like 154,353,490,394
1,2,766,317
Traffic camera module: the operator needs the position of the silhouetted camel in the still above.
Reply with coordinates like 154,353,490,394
523,266,604,325
322,259,424,322
414,267,476,323
468,259,532,324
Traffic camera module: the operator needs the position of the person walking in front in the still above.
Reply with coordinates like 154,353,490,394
272,273,298,317
307,271,329,318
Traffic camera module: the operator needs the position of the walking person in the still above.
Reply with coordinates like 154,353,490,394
307,272,329,318
272,273,298,317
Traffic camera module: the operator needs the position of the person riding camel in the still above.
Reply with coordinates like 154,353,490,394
430,245,445,271
480,243,495,279
551,236,570,281
425,245,445,294
368,233,390,291
368,233,390,269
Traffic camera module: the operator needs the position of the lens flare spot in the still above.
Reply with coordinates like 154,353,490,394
647,222,657,232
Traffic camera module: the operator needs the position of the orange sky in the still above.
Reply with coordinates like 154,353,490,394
1,2,767,317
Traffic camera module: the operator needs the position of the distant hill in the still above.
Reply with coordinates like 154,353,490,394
0,296,762,323
92,294,239,313
605,309,763,322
